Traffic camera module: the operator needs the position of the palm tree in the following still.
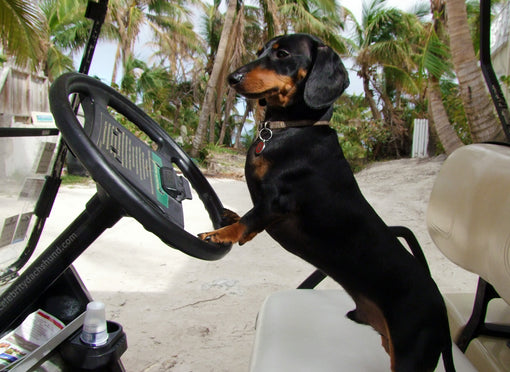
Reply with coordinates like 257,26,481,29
352,0,423,156
277,0,350,54
445,0,504,142
428,78,464,154
424,0,463,154
199,0,244,144
39,0,91,80
0,0,44,70
191,0,239,158
107,0,203,85
107,0,145,84
2,0,87,79
353,0,404,121
146,0,204,79
191,0,354,156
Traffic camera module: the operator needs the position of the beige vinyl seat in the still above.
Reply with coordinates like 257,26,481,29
249,290,477,371
248,144,510,371
427,143,510,372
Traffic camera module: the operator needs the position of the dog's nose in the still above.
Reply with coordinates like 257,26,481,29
228,71,244,86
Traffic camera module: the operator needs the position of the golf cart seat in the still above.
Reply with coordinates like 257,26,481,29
427,143,510,372
250,143,510,371
249,290,477,371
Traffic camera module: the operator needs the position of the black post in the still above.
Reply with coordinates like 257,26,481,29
479,0,510,141
0,194,123,334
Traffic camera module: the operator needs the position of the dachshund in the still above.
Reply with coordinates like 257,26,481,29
199,33,455,372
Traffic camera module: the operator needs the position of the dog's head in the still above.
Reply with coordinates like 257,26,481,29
228,33,349,110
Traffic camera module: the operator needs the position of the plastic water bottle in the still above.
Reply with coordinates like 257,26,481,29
80,301,109,346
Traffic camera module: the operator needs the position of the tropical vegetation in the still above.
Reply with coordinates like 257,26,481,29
1,0,507,163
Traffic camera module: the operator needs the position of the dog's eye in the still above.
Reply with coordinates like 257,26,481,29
276,50,290,59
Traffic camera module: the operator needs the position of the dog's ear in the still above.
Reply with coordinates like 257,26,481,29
304,45,350,109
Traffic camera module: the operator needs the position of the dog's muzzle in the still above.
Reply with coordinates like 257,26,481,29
228,72,244,86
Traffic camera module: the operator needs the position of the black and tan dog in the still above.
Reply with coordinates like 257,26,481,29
199,33,455,372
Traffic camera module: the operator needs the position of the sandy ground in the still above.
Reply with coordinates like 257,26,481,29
19,156,477,371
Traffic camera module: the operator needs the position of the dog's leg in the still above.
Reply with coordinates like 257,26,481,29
199,183,283,245
198,206,271,245
220,208,241,225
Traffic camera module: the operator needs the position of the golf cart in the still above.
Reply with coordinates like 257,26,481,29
0,0,509,370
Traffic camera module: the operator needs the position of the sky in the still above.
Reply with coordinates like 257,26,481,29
77,0,421,94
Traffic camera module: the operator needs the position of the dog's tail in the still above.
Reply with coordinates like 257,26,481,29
441,338,456,372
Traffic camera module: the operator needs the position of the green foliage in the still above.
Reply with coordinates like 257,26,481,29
501,75,510,88
118,56,202,143
61,174,91,185
439,79,472,144
241,124,257,149
331,94,391,163
0,0,44,70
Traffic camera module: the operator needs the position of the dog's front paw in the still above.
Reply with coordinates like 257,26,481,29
198,231,224,243
198,222,245,245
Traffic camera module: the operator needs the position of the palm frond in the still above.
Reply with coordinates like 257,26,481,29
0,0,44,69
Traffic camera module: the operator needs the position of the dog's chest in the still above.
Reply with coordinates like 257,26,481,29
246,142,272,181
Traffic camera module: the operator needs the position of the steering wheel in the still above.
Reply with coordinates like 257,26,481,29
49,72,231,260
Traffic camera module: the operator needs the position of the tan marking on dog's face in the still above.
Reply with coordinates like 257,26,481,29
265,82,298,107
298,68,308,81
265,67,308,106
234,66,298,107
272,43,279,49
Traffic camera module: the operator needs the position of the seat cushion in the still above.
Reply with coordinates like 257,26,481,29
250,290,478,372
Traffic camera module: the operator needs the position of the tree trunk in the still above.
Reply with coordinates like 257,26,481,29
234,100,252,149
361,68,382,122
218,87,236,145
209,111,216,143
445,0,504,142
428,78,463,155
111,44,121,85
191,0,238,158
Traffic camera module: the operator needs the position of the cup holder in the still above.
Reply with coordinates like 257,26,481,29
59,320,127,370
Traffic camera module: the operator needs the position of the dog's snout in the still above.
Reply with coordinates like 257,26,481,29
228,71,244,86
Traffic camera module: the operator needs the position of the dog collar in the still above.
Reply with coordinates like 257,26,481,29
258,120,330,130
254,120,330,155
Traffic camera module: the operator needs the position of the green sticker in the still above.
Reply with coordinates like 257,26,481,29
151,152,168,207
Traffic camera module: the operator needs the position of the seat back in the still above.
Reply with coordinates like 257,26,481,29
427,144,510,304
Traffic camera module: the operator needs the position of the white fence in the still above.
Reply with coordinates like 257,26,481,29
412,119,429,158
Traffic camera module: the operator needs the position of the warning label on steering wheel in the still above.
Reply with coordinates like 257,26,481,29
83,109,186,226
96,113,164,203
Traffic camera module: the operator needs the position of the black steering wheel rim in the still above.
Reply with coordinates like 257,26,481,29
49,72,231,260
